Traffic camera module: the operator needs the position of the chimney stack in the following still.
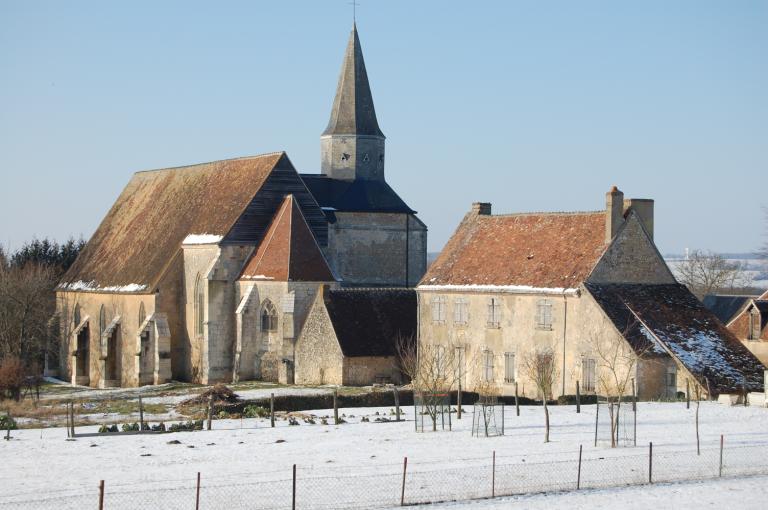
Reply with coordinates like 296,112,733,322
605,186,624,243
623,198,654,240
472,202,492,216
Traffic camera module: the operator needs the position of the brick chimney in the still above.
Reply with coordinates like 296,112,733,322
605,186,624,243
623,198,654,240
472,202,492,215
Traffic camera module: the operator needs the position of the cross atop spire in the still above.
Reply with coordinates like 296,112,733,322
322,23,384,138
349,1,359,23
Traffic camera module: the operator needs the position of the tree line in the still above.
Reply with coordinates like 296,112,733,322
0,237,85,400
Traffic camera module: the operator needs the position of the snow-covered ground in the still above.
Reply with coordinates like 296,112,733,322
1,402,767,509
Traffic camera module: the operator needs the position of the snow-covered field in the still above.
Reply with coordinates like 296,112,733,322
1,402,767,509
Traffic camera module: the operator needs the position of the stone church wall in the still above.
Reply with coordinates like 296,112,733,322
326,212,427,287
294,292,345,385
342,356,402,386
56,290,155,388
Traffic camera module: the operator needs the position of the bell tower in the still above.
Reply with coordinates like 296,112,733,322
320,24,386,181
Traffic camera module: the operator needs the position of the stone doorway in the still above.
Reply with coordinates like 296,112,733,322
74,324,90,386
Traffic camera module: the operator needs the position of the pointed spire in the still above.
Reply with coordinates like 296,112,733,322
239,196,337,282
322,24,384,138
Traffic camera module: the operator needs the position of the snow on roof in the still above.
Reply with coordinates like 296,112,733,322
182,234,224,245
58,280,149,293
418,284,579,296
587,283,765,394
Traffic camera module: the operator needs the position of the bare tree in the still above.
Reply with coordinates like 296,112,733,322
397,335,461,432
675,250,752,299
586,319,651,448
522,347,559,443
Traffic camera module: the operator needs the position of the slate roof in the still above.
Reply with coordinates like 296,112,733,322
239,195,336,282
422,211,607,288
61,153,326,292
702,294,755,324
586,283,765,394
324,288,416,357
300,174,415,215
322,23,384,138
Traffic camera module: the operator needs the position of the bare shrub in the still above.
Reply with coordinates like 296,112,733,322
0,356,27,401
522,347,559,442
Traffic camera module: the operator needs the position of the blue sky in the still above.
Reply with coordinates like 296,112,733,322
1,1,766,254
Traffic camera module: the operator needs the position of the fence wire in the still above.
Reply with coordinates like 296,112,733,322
2,441,767,509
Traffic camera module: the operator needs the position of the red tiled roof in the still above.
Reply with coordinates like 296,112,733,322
421,211,607,288
240,195,336,282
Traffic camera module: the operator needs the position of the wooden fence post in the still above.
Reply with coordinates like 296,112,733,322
139,396,145,432
457,379,462,420
686,379,690,409
576,381,581,414
594,399,599,447
719,435,724,477
491,450,496,498
70,402,76,438
577,444,583,490
196,472,201,510
333,389,339,425
292,464,297,510
98,480,105,510
270,393,275,428
206,395,213,431
393,387,401,421
401,457,408,506
648,442,653,484
515,382,520,417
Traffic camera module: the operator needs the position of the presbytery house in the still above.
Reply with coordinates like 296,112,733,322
724,290,768,368
55,24,426,388
417,187,765,400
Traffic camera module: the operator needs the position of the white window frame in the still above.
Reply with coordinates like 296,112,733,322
453,298,469,325
431,296,447,324
486,298,502,328
482,350,494,382
535,299,553,331
504,352,515,384
582,357,596,393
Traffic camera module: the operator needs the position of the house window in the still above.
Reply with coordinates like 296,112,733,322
748,310,760,341
431,296,447,323
482,350,494,382
194,274,205,337
454,298,469,325
486,298,502,328
667,367,677,389
536,299,553,330
583,358,596,392
261,301,278,332
504,352,515,383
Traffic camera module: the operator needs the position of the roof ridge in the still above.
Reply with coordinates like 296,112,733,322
481,210,604,218
134,152,285,175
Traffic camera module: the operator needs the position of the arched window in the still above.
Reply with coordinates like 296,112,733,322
261,301,278,332
73,303,81,327
138,302,146,327
99,305,106,334
194,274,205,337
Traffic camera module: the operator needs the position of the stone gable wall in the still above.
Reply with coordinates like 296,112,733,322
588,213,676,285
294,293,344,385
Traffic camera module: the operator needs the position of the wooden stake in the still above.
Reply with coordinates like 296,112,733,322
393,387,401,422
139,396,145,432
648,442,653,484
686,379,690,409
515,382,520,417
270,393,275,428
491,450,496,498
195,472,201,510
401,457,408,506
98,480,105,510
719,435,724,477
333,389,339,425
457,379,462,419
292,464,297,510
65,403,70,438
594,399,599,447
70,402,76,438
576,380,581,414
577,444,583,490
206,395,213,431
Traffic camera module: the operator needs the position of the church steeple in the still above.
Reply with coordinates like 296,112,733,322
321,23,386,181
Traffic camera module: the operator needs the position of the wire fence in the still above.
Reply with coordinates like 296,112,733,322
3,438,767,509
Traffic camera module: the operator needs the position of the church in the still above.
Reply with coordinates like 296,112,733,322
55,24,426,387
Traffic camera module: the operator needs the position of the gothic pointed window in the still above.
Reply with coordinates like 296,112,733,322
73,304,81,327
138,302,146,328
194,274,204,337
261,301,278,332
99,305,106,334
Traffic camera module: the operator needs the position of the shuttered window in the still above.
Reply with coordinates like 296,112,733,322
535,299,553,330
504,352,515,383
454,298,469,325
